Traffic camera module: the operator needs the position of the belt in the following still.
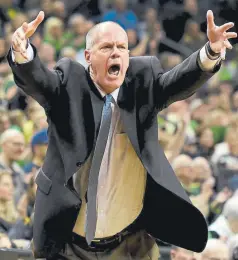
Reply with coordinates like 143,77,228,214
71,214,144,252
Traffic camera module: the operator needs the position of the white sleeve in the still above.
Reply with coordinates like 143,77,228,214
11,43,34,64
199,45,222,71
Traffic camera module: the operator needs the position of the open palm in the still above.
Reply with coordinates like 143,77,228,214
207,10,237,58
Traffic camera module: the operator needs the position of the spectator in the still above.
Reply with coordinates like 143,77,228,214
180,19,206,52
0,129,25,204
38,42,56,69
0,170,19,235
43,16,70,57
172,154,195,194
102,0,138,31
209,196,238,241
67,14,87,51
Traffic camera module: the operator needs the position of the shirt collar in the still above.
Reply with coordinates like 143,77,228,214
88,65,120,102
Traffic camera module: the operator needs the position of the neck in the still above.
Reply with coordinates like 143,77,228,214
0,153,11,168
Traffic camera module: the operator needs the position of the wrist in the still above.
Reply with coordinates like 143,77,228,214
206,42,220,60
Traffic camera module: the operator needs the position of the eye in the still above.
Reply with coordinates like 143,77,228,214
119,46,126,50
102,45,111,50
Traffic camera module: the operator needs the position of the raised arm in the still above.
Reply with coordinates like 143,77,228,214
7,11,70,108
152,10,237,110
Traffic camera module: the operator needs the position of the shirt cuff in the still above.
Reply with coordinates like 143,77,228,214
198,44,222,71
11,42,34,64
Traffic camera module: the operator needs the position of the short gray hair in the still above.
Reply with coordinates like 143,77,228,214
85,21,126,50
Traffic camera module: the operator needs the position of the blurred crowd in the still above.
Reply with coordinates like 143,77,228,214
0,0,238,259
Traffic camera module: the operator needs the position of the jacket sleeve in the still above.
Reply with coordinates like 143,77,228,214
151,50,221,111
7,44,71,109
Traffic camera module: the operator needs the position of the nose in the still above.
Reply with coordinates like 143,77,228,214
110,46,120,58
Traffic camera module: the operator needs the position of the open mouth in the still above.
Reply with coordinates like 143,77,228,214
108,64,120,76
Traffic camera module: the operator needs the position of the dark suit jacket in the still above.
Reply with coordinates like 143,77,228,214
7,45,220,258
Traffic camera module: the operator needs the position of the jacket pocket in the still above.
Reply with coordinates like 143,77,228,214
35,168,52,195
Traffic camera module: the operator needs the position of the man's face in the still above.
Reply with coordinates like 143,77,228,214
85,25,129,93
2,134,25,161
171,248,195,260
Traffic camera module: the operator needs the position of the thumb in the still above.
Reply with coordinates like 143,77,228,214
30,11,45,29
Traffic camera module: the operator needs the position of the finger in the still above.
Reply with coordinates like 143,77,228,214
221,46,226,60
207,10,216,30
29,11,45,29
219,22,235,33
224,39,232,49
224,31,237,39
16,31,25,41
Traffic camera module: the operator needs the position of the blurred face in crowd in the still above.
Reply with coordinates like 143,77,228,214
127,29,138,48
33,144,48,160
1,133,25,161
50,24,63,39
186,21,200,37
171,247,195,260
114,0,127,12
145,8,158,24
175,164,195,186
53,1,65,19
0,174,14,202
193,159,211,182
199,128,214,149
39,43,55,63
41,0,53,15
85,23,129,93
70,15,87,35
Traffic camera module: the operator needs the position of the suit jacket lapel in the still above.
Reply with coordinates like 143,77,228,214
86,70,104,141
118,77,141,159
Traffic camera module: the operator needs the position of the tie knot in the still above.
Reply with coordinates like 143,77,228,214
105,94,113,104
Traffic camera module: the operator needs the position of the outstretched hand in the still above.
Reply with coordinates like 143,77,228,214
207,10,237,59
12,11,44,59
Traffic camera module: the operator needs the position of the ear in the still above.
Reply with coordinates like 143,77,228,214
84,49,91,64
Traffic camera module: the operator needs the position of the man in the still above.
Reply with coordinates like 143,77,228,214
209,196,238,241
198,239,229,260
0,129,26,204
7,9,237,260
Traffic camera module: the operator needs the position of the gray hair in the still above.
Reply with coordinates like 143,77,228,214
0,129,23,146
68,13,85,27
222,196,238,220
85,21,127,50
